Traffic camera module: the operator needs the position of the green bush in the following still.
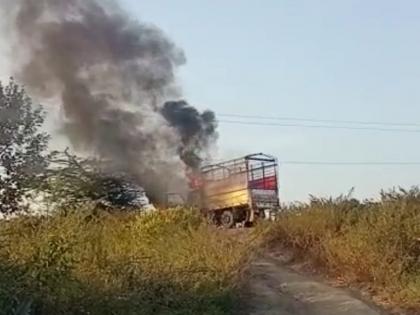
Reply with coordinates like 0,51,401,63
0,208,253,315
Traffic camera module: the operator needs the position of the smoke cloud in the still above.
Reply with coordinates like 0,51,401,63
1,0,218,198
162,101,217,169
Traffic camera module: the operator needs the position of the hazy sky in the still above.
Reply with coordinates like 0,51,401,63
119,0,420,202
2,1,419,202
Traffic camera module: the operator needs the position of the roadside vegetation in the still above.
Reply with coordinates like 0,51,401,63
266,188,420,311
0,208,257,315
0,78,258,315
2,79,420,314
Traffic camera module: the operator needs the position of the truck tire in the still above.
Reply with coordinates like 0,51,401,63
221,210,235,229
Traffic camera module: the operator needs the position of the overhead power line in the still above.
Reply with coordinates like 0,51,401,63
217,119,420,133
218,113,420,128
280,161,420,166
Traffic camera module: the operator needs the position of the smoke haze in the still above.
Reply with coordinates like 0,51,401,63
1,0,218,198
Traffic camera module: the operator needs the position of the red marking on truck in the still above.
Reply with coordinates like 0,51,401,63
249,175,277,190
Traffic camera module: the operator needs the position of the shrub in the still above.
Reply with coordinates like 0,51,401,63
0,208,254,315
268,188,420,309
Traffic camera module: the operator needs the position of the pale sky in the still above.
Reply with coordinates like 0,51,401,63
120,0,420,202
2,1,420,202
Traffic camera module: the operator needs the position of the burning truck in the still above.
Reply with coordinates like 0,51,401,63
179,153,280,228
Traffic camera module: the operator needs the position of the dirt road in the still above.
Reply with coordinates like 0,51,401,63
244,251,387,315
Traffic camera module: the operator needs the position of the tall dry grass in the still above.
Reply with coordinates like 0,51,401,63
268,188,420,310
0,208,255,315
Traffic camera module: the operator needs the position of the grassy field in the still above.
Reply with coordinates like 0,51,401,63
3,189,420,314
0,208,257,315
266,188,420,311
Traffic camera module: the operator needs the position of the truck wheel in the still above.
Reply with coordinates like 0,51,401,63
221,210,235,229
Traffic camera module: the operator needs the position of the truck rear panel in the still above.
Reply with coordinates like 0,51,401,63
248,156,279,209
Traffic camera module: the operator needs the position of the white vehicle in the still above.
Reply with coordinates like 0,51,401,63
98,180,156,212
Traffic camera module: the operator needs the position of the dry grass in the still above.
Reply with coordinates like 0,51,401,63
266,188,420,311
0,208,256,315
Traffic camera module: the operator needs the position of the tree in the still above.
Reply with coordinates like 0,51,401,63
45,150,149,212
0,79,50,214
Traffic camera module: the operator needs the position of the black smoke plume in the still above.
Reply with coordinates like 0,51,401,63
2,0,218,197
161,100,218,169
